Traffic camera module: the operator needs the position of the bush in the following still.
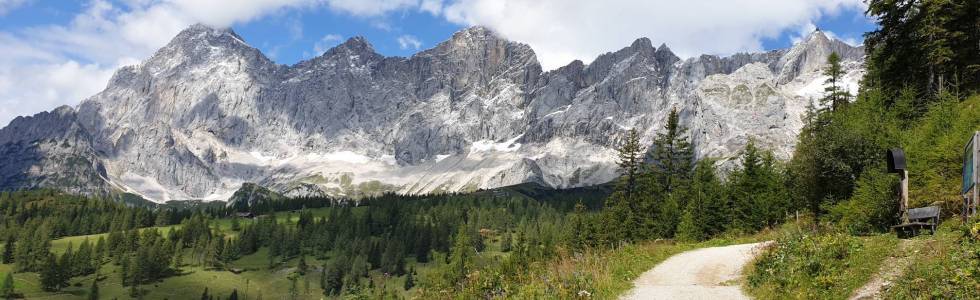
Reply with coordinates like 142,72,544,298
826,166,899,235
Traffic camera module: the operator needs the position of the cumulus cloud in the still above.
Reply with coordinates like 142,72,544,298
441,0,867,70
396,34,422,50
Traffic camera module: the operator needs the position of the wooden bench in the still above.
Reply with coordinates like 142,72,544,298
891,206,940,238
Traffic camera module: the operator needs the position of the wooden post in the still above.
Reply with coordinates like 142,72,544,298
901,169,909,223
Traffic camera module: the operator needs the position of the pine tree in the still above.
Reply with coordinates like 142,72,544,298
1,236,13,264
445,226,475,285
403,270,414,290
728,139,787,232
500,231,512,252
600,128,645,243
173,240,184,269
297,254,308,275
643,107,693,239
568,201,589,250
87,279,99,300
1,272,14,299
231,216,241,232
823,52,851,111
650,107,694,195
676,159,728,241
39,253,64,291
616,128,644,201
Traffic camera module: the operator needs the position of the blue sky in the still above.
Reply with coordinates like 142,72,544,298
0,0,876,126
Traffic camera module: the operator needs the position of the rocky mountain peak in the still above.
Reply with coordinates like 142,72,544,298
630,37,655,51
167,23,249,50
328,36,376,56
655,43,680,66
803,29,830,46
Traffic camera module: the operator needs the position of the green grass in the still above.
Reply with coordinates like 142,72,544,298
50,225,181,255
433,229,775,299
883,219,980,299
744,222,899,300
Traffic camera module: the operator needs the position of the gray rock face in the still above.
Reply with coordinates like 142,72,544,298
0,26,864,202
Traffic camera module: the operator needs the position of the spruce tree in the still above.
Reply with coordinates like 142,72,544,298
676,159,727,241
39,253,64,291
823,52,851,111
403,271,414,290
650,107,694,195
445,226,474,285
297,254,308,275
616,128,644,201
500,231,512,252
643,107,693,239
1,236,13,265
87,279,99,300
601,128,644,243
1,273,13,299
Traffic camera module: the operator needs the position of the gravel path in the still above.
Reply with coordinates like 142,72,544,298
620,241,773,300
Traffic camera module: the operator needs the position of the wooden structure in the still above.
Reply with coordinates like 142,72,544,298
887,148,942,238
891,206,941,238
235,212,256,219
963,132,979,219
887,149,910,222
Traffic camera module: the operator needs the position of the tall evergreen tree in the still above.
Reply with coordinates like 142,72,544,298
403,271,414,290
87,279,99,300
676,159,728,241
865,0,980,98
599,128,645,244
1,273,13,299
445,226,475,285
1,236,13,264
39,253,65,291
641,107,693,239
823,52,851,111
649,108,695,195
616,128,644,200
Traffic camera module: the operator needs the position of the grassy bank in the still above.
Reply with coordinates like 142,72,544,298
744,221,899,300
884,219,980,299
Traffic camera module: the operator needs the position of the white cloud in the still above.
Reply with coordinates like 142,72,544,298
0,0,31,16
441,0,867,70
314,34,344,54
323,0,418,17
396,34,422,50
419,0,443,14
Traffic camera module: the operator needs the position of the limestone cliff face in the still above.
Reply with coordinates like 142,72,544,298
0,25,864,202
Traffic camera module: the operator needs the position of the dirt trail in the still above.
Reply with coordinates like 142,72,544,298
620,241,773,300
848,239,917,300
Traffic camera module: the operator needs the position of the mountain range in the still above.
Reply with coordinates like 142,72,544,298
0,25,864,202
